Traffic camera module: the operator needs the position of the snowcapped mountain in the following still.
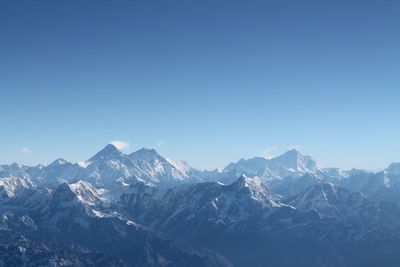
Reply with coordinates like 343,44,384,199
127,148,197,184
225,175,282,209
215,149,328,184
0,176,35,199
69,180,111,209
119,175,285,241
5,146,400,266
119,175,400,267
0,147,374,200
0,163,31,179
88,143,124,161
0,181,232,267
0,145,203,199
76,145,202,188
270,149,320,174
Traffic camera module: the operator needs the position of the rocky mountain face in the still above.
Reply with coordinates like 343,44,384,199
0,180,232,267
3,146,400,266
118,178,400,267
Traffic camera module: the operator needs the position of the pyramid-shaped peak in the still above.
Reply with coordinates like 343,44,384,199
228,175,281,207
89,144,122,161
280,149,303,158
271,149,317,172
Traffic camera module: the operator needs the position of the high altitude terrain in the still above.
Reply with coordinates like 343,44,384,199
2,145,400,267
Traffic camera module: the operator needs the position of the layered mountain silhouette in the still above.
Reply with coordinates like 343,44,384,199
2,144,400,266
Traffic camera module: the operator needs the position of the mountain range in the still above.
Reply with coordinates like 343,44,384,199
2,144,400,266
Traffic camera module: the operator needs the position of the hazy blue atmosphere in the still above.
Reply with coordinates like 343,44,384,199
1,0,400,170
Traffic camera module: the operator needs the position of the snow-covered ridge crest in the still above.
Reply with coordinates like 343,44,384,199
4,144,400,201
69,180,110,208
0,144,202,192
221,149,325,183
0,176,35,198
227,174,282,208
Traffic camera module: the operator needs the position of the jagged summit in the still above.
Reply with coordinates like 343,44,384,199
88,144,123,161
227,174,282,207
222,149,322,183
129,147,161,161
229,174,263,189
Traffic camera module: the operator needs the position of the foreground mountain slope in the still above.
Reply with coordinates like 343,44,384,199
0,230,129,267
120,176,400,267
0,181,232,267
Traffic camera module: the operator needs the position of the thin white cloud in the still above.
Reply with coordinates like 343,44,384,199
156,141,165,147
263,147,277,159
110,140,130,150
19,147,32,154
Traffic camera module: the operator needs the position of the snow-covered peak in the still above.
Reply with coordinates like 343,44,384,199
50,181,110,215
223,157,269,177
0,176,34,198
129,148,162,161
228,175,281,207
271,149,318,173
88,144,123,161
229,174,263,190
221,149,321,183
69,180,110,208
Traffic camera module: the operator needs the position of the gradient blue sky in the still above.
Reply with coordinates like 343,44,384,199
1,0,400,170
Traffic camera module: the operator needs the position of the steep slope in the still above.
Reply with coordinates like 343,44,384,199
120,175,283,237
1,181,232,267
0,176,35,199
0,145,203,199
285,183,400,226
128,148,197,185
120,176,400,267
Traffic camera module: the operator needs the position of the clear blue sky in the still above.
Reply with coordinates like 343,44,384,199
1,0,400,170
